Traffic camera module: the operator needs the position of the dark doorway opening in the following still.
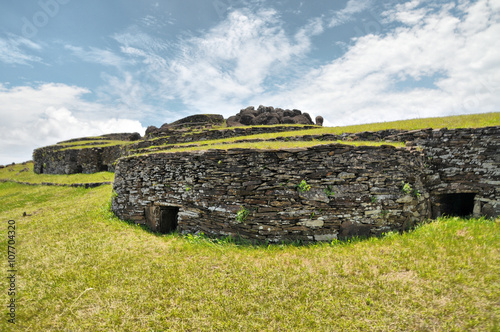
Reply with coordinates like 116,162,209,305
431,193,476,219
159,207,179,234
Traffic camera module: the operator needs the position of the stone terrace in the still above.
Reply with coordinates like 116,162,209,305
112,126,499,242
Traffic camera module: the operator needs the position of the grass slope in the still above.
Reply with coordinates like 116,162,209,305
0,162,114,185
319,111,500,133
0,183,498,331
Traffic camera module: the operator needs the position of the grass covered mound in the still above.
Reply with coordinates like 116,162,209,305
0,182,498,331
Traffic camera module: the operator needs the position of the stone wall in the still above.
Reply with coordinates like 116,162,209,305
143,124,318,141
111,126,499,242
33,145,125,174
33,126,319,174
112,144,430,242
415,127,500,218
33,133,140,175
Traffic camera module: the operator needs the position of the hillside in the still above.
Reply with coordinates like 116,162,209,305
0,112,499,330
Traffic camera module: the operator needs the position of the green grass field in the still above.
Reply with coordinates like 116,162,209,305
315,111,500,133
0,182,498,330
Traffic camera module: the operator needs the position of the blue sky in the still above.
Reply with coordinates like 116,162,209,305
0,0,499,164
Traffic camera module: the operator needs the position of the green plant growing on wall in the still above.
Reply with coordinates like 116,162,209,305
371,196,377,203
235,206,250,223
401,181,421,198
297,180,311,192
324,186,335,197
401,181,412,195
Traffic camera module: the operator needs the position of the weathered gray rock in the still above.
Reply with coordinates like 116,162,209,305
228,105,317,127
33,133,141,175
316,116,324,126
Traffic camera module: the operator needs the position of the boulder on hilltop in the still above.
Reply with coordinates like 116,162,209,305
227,106,315,127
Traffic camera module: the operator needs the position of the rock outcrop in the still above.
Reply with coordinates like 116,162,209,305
315,116,324,126
146,114,225,137
227,106,315,127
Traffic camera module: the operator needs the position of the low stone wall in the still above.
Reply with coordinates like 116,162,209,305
33,132,140,175
112,144,429,242
33,126,320,174
143,125,319,141
33,145,124,174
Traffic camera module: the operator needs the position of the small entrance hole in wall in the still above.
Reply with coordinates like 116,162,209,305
431,193,476,219
158,207,179,234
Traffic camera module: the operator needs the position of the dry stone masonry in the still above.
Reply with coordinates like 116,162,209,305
30,107,499,242
32,107,329,175
33,133,140,174
112,126,499,242
33,125,319,174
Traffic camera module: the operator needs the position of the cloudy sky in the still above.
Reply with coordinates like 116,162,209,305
0,0,499,164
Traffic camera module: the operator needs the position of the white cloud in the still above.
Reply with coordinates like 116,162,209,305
0,35,42,65
329,0,373,27
65,45,130,68
260,0,500,126
139,14,175,28
0,83,145,164
383,0,429,26
101,7,323,117
96,71,161,120
34,107,143,140
152,8,321,114
114,29,171,53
